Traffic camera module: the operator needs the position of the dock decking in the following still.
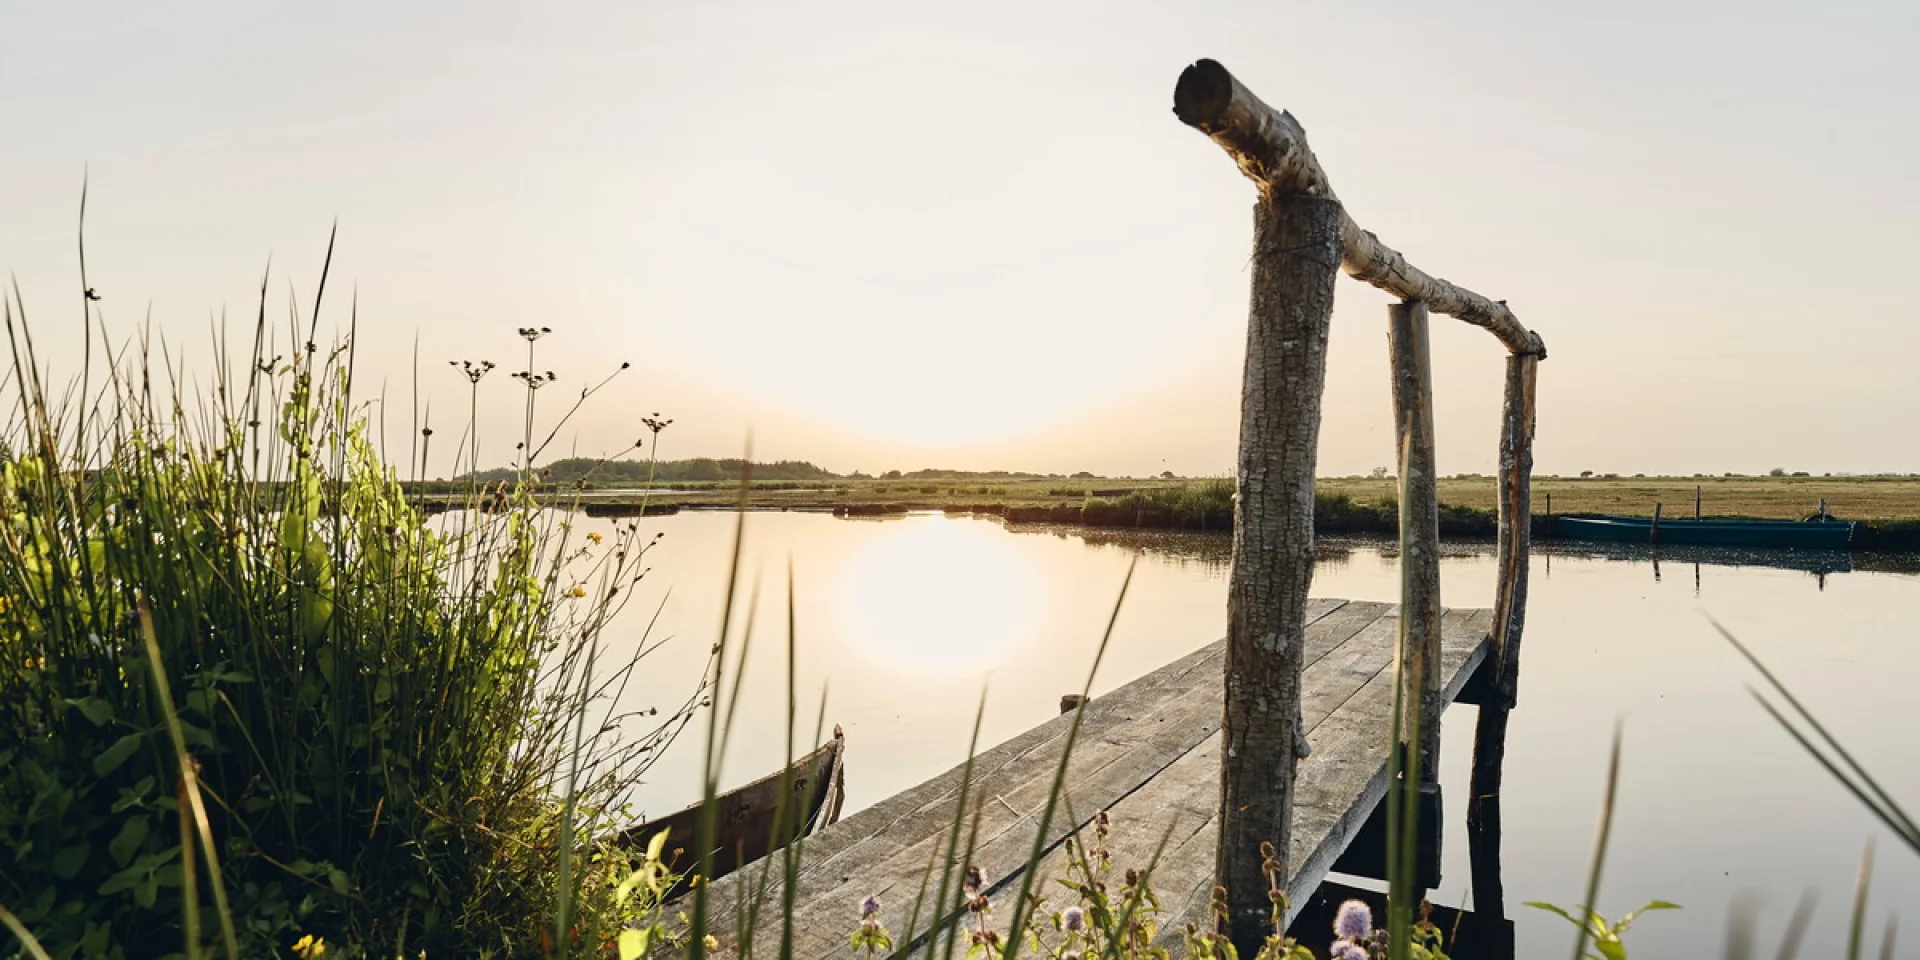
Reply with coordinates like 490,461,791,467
709,598,1494,958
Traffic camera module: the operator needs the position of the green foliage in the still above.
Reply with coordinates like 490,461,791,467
0,285,694,958
1522,901,1680,960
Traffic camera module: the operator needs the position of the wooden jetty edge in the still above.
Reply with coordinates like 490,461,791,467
707,601,1493,960
710,57,1543,960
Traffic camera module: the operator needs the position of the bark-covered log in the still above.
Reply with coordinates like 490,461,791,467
1174,59,1547,359
1468,352,1537,922
1214,188,1343,954
1388,300,1444,781
1490,354,1538,707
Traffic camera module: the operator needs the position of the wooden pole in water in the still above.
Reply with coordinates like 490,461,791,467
1696,485,1702,520
1488,355,1536,709
1175,60,1342,954
1389,300,1444,785
1469,351,1537,920
1651,503,1663,544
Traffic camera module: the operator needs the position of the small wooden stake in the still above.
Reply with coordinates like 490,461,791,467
1695,485,1702,520
1651,503,1663,544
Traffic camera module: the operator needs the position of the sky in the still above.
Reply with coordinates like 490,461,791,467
3,0,1918,478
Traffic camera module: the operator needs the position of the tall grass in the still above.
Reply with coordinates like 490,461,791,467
0,251,695,957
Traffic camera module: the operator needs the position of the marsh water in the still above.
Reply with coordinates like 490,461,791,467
581,509,1919,956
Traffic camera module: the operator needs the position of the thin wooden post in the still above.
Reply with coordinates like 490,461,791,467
1468,351,1537,920
1695,485,1702,520
1651,503,1663,544
1176,61,1343,954
1388,300,1443,783
1389,299,1445,901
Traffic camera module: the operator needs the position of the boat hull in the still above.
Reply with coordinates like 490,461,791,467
615,726,846,887
1555,516,1854,550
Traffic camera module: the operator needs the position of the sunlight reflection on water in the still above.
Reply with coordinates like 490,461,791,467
562,510,1918,959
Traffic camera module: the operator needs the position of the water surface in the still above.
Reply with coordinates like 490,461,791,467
589,510,1920,956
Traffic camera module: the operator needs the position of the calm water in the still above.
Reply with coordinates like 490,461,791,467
582,509,1920,956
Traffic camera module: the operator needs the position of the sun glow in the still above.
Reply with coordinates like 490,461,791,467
829,515,1041,675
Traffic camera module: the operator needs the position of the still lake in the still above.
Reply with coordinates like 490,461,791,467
582,508,1920,956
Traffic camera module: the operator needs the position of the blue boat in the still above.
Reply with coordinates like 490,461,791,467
1555,515,1855,550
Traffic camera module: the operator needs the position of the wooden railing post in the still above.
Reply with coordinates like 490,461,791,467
1468,350,1538,919
1388,300,1444,785
1174,57,1547,948
1175,62,1342,955
1215,184,1341,956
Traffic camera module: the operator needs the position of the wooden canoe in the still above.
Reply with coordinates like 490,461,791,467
616,726,846,886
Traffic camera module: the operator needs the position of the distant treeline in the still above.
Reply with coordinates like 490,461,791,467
456,457,840,485
447,459,1080,487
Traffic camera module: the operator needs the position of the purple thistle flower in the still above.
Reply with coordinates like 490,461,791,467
860,895,882,918
1062,906,1086,933
1330,942,1369,960
1334,900,1373,940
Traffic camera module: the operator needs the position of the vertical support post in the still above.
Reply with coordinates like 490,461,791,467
1651,503,1663,544
1695,485,1702,520
1388,300,1444,783
1216,189,1342,953
1468,350,1537,920
1388,299,1444,901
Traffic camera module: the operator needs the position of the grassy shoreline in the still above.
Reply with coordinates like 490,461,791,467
412,474,1920,550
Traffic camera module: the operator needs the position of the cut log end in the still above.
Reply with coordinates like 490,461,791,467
1173,58,1234,128
1524,330,1549,360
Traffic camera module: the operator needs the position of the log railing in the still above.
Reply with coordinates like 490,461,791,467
1174,58,1543,951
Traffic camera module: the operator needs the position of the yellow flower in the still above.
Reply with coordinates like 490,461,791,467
292,934,327,959
567,586,588,598
586,532,603,545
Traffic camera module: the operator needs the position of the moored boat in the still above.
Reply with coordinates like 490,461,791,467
614,726,846,887
1555,515,1854,550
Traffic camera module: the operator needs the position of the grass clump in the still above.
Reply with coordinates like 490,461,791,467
0,256,692,958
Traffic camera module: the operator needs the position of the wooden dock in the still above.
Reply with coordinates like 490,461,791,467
709,599,1493,958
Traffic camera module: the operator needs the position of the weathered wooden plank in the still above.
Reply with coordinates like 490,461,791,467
713,604,1491,960
964,609,1411,947
708,600,1356,958
783,597,1345,870
1122,610,1490,945
938,608,1489,952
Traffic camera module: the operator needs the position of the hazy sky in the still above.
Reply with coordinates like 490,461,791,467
5,1,1917,478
